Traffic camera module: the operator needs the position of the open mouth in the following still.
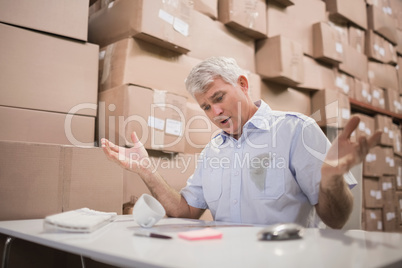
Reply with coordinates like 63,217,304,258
220,117,230,124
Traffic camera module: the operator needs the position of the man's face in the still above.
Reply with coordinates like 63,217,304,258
194,76,250,139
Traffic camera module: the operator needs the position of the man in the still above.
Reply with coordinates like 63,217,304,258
102,57,382,229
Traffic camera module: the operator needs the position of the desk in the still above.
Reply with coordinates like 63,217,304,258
1,215,402,268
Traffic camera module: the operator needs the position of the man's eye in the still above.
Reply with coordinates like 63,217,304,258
203,105,210,111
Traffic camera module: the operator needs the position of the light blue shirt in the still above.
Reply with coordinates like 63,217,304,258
180,100,356,227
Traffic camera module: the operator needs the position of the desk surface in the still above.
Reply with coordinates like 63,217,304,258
1,215,402,268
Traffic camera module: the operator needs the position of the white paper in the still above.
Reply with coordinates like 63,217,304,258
148,116,165,131
165,119,182,136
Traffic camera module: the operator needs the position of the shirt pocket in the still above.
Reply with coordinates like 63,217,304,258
202,168,223,202
249,167,285,200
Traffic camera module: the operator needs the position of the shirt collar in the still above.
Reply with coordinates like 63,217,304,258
244,100,272,131
211,100,272,146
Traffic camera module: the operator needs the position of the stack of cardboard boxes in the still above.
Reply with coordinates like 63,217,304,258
0,0,123,221
1,0,402,233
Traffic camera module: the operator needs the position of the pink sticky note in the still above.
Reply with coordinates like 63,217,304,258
178,228,223,241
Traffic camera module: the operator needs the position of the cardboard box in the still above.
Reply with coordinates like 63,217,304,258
363,208,383,231
383,205,397,232
366,30,387,62
255,35,304,87
218,0,267,39
296,56,336,91
384,38,398,65
398,56,402,95
261,81,311,116
351,113,375,143
397,192,402,211
383,147,397,175
363,177,383,208
0,141,123,221
374,114,394,147
395,157,402,190
384,88,402,114
194,0,218,19
0,0,89,41
368,61,399,91
367,5,398,44
334,70,354,96
310,89,351,128
349,25,365,53
189,10,255,72
312,22,345,65
396,29,402,55
98,84,187,153
352,79,372,105
98,37,199,101
393,124,402,157
247,72,262,102
364,146,385,177
0,106,95,146
324,0,367,30
371,85,386,110
366,30,397,64
381,176,396,205
0,23,98,117
339,44,368,82
88,0,192,53
266,0,326,56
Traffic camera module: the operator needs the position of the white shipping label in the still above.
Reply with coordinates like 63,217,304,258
148,116,165,131
365,153,376,162
376,191,382,199
341,108,350,119
173,17,189,36
373,89,380,98
343,84,350,94
370,189,377,197
377,221,382,230
99,50,106,60
382,182,388,191
335,42,343,53
400,200,402,209
159,9,174,25
370,212,376,219
336,77,344,88
165,119,182,136
386,212,395,221
379,47,385,56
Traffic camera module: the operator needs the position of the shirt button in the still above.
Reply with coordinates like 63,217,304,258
234,171,239,176
233,199,238,204
237,144,241,149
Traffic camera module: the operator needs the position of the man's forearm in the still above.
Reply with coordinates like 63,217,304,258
138,168,203,219
315,174,353,229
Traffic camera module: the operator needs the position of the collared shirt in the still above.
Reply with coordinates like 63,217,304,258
180,100,356,227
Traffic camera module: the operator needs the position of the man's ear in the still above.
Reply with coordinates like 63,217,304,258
238,75,249,94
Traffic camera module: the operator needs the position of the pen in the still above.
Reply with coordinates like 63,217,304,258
134,231,172,239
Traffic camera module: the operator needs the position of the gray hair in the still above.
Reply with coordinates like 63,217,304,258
185,57,247,97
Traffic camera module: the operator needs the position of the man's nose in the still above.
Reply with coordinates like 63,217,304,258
211,104,223,116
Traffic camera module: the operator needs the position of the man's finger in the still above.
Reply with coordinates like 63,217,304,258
101,138,120,153
339,115,360,140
